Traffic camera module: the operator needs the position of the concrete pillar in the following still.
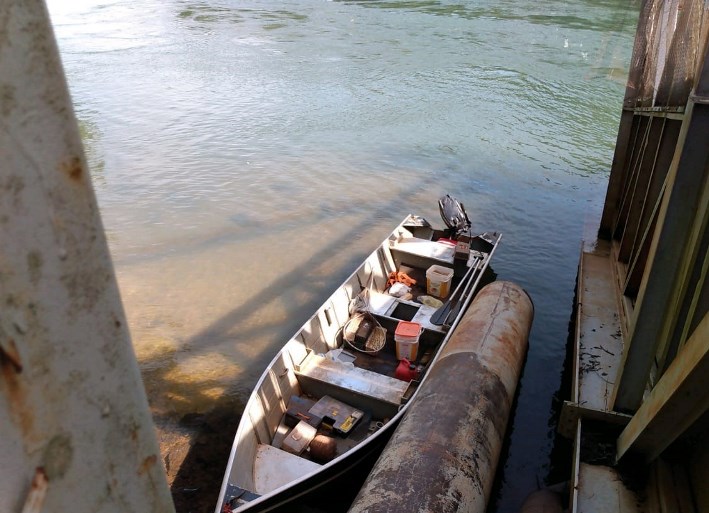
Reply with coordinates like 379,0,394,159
0,2,174,512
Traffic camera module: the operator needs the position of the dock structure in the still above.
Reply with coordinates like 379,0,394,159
2,0,708,512
560,0,709,512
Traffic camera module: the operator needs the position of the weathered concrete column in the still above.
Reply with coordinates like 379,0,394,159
0,2,174,512
348,281,533,513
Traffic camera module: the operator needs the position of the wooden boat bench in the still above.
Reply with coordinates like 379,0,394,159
294,352,409,419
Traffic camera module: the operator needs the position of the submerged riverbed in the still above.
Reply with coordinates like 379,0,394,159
48,0,638,511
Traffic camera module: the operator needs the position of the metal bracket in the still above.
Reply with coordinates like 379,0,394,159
558,400,633,439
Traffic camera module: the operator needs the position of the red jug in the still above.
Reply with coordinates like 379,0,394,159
395,358,418,381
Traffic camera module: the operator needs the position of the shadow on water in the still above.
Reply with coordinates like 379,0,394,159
139,174,438,513
544,278,578,488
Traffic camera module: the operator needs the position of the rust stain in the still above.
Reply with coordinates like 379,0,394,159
22,467,49,513
60,157,83,181
354,355,513,512
0,337,22,372
138,454,157,475
1,356,35,448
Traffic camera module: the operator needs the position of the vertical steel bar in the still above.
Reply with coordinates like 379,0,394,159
613,116,653,245
0,2,174,512
626,119,681,267
600,111,639,239
618,118,666,263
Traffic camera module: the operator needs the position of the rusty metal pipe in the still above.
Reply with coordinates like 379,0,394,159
348,281,533,513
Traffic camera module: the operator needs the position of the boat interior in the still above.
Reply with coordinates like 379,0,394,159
221,216,499,509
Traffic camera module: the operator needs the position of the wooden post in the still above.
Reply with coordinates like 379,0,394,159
617,312,709,462
0,2,174,512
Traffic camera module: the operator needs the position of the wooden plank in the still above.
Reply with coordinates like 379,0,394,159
617,312,709,461
618,126,678,298
658,144,709,370
613,116,650,242
651,457,697,513
689,436,709,512
623,207,657,298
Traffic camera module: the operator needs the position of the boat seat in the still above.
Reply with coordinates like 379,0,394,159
253,444,321,494
294,353,409,419
366,291,447,333
391,237,456,263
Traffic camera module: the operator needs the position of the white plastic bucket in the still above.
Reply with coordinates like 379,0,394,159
395,321,422,360
426,265,454,298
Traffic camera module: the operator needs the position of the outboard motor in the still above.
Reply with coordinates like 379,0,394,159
438,194,472,238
